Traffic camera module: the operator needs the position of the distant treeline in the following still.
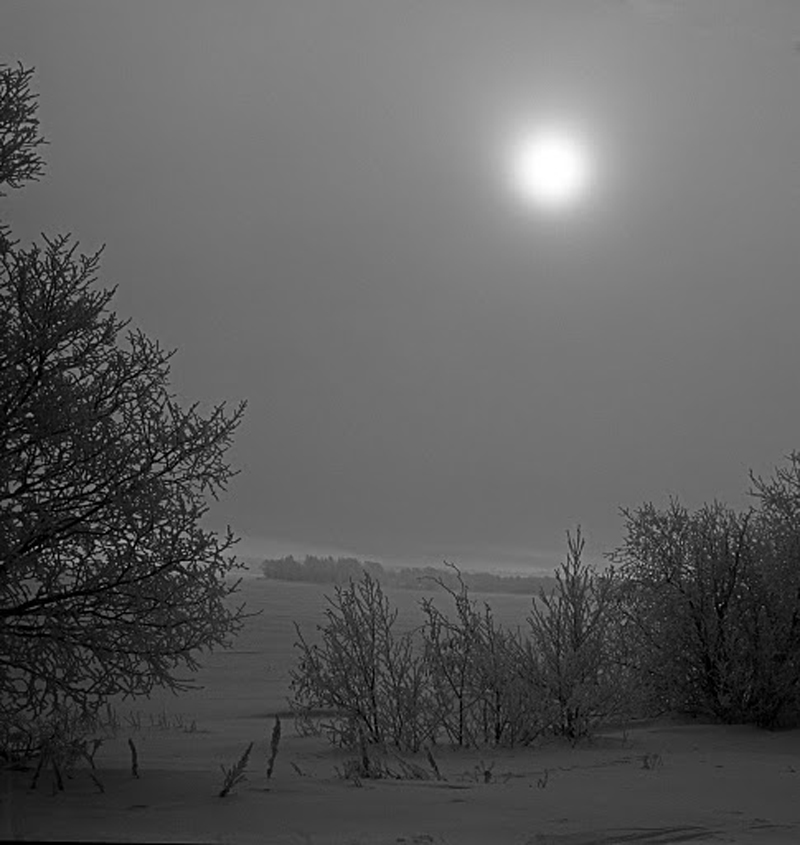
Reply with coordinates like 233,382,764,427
260,555,555,595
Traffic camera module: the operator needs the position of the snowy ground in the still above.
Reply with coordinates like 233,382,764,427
3,715,800,844
4,580,799,844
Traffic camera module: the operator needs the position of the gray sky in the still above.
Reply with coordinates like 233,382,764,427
3,1,800,572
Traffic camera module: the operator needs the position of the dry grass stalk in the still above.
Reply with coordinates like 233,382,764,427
50,756,63,793
29,749,47,791
335,759,364,786
29,730,102,792
357,723,371,778
389,752,430,780
426,746,444,781
219,741,254,797
266,715,281,779
125,711,143,731
128,738,139,778
85,737,103,769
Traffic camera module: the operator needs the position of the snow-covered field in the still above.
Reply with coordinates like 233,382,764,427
3,579,800,844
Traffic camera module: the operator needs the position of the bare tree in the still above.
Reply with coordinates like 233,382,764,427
0,63,46,193
1,62,47,258
0,64,248,752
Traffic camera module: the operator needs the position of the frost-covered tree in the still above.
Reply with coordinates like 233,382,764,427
0,63,248,750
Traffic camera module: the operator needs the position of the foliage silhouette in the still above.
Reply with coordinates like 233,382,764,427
0,64,248,758
608,457,800,729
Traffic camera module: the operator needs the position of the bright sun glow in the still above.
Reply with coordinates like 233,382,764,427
506,127,592,211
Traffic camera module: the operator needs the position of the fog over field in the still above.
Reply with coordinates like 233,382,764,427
3,1,800,572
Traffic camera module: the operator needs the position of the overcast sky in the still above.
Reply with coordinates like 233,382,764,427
3,1,800,572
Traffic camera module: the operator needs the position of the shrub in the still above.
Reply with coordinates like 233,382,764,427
290,549,619,752
609,499,758,721
291,533,642,752
526,528,633,740
419,569,484,747
289,574,434,751
742,457,800,727
608,466,800,730
421,565,546,747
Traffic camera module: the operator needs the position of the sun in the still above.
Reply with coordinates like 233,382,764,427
506,127,593,211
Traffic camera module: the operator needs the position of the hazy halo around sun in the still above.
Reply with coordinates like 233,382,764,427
505,125,593,212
